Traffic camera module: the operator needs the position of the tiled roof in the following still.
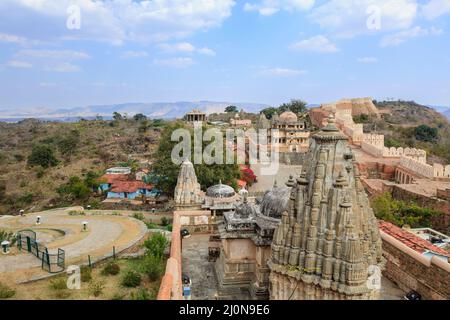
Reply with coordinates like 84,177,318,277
110,181,153,193
100,174,129,184
379,221,450,257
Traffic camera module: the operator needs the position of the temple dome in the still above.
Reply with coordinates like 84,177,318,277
206,182,236,198
279,111,298,122
259,183,290,218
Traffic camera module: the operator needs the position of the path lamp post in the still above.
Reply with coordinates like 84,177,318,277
1,240,10,254
82,221,88,231
36,216,41,225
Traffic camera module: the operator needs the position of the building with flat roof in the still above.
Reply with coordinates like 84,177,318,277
185,109,207,123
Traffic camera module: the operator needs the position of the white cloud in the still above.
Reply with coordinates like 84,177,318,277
197,47,216,56
158,42,196,53
380,26,443,47
16,49,90,60
310,0,418,38
290,35,339,53
0,0,236,45
121,51,149,58
6,60,33,68
244,0,315,16
358,57,378,64
153,57,195,68
158,42,216,56
44,62,81,73
0,33,28,45
422,0,450,20
260,67,307,77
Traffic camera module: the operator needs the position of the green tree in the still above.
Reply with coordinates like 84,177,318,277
133,113,147,121
57,176,91,200
278,99,308,114
414,125,438,142
151,122,241,195
260,107,279,120
113,112,123,121
27,145,59,168
57,129,80,156
144,233,168,259
225,105,238,113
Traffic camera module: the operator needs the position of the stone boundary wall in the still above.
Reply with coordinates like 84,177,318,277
361,133,450,180
380,230,450,300
400,156,434,178
157,210,212,300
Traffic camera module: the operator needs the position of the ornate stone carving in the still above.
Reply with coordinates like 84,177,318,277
268,114,383,300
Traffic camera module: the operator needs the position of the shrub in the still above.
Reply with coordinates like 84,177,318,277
111,291,126,300
0,282,15,299
414,125,438,142
130,288,153,300
161,217,171,226
68,210,85,216
102,262,120,276
49,277,67,290
166,224,173,232
121,270,141,288
145,222,159,229
144,233,168,259
141,254,164,281
80,266,92,282
0,230,17,246
88,280,105,297
132,212,145,221
27,144,59,168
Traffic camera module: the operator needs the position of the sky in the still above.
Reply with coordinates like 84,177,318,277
0,0,450,111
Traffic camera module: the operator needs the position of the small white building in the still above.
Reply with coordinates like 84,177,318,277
106,167,132,175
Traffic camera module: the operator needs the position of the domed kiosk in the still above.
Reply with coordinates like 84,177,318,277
202,180,241,217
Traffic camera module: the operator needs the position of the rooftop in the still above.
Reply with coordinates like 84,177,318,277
110,181,153,193
379,221,450,258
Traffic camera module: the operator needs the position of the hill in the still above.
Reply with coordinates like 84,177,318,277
365,100,450,163
0,118,162,215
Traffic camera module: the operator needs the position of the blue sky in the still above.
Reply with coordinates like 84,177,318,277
0,0,449,111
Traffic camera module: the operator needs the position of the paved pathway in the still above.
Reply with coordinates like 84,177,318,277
249,163,302,193
0,208,147,278
182,234,219,300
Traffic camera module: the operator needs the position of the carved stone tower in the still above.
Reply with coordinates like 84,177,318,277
268,114,382,300
174,158,204,209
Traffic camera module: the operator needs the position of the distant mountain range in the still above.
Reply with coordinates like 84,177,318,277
0,101,271,122
428,105,450,120
0,101,448,123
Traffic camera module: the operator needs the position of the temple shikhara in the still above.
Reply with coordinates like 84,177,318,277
268,115,382,300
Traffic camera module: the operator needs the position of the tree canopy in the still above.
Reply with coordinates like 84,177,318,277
260,99,308,119
151,122,241,195
27,145,59,168
225,105,238,113
414,125,438,142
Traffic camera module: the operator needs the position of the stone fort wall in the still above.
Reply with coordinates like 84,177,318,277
157,210,212,300
380,230,450,300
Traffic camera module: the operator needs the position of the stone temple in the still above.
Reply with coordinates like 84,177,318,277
215,180,291,299
174,158,204,209
268,114,383,300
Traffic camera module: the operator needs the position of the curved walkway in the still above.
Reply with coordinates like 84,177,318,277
0,207,147,282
